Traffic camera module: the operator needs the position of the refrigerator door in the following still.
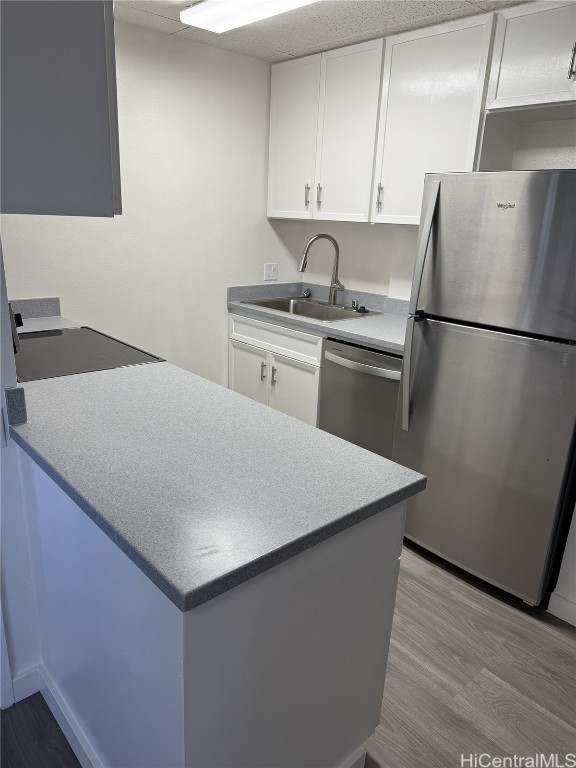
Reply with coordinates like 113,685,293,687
414,170,576,341
393,318,576,604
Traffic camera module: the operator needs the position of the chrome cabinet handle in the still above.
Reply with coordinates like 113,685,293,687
409,179,441,316
304,183,310,206
271,366,277,385
325,351,400,380
316,183,322,206
376,182,383,209
568,42,576,79
260,361,266,381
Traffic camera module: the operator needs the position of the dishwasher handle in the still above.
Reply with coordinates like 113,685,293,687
325,350,401,380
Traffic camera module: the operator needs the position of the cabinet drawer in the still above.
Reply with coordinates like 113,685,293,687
229,314,322,367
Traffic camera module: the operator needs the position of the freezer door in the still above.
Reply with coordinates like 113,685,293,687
393,318,576,604
414,170,576,341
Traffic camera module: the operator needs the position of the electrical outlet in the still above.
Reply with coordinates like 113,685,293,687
264,263,278,281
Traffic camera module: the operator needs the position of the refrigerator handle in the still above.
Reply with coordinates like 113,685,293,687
409,179,440,316
401,316,416,432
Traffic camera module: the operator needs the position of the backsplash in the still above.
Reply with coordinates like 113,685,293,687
9,296,60,319
269,219,420,300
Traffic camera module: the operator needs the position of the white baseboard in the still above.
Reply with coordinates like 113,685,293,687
15,664,367,768
12,664,100,768
548,590,576,627
11,666,41,702
37,665,101,768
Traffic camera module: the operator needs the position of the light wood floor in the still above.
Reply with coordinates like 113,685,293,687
365,544,576,768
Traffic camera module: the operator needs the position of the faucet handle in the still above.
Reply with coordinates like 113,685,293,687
301,289,311,298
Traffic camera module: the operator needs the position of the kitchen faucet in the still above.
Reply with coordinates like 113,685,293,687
298,234,344,306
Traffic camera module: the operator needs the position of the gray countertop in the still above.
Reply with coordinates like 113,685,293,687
11,362,425,612
226,283,409,355
20,316,80,333
228,300,408,354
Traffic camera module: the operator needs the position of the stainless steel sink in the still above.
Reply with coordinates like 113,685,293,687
240,298,372,322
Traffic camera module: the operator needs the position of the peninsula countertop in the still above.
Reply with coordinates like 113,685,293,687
11,361,425,611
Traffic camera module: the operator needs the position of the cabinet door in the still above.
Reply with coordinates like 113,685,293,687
487,2,576,110
269,354,319,426
1,1,121,217
371,16,492,225
267,55,321,219
314,40,383,222
228,341,269,406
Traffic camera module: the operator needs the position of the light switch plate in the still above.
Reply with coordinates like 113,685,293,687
264,263,278,281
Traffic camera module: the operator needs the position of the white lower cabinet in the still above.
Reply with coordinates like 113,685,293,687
268,353,320,425
228,340,269,406
228,315,322,426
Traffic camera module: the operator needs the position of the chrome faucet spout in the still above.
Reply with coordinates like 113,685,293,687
299,234,343,306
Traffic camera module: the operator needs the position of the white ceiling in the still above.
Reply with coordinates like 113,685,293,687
114,0,532,62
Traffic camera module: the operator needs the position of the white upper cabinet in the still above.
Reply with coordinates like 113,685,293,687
267,40,383,222
371,16,493,225
1,0,121,217
267,55,321,219
487,1,576,110
314,40,383,222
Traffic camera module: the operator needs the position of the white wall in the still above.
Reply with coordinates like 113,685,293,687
1,21,418,386
512,119,576,170
479,114,576,173
296,220,418,299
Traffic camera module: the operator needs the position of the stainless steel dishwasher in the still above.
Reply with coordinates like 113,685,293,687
318,339,402,460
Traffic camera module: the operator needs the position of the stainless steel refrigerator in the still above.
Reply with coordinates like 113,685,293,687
393,170,576,606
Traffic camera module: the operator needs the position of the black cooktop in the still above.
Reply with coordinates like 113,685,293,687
16,327,164,382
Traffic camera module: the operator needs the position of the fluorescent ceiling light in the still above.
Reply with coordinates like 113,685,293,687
180,0,321,34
